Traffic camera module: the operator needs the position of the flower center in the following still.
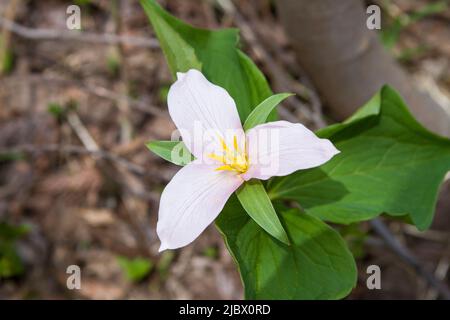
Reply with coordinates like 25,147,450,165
208,135,249,174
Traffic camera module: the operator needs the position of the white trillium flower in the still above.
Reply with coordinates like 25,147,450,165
157,69,339,251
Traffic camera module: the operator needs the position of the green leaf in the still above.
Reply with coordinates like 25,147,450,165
0,245,24,278
0,36,14,75
140,0,273,122
202,246,219,259
269,86,450,230
156,251,175,280
0,223,30,242
0,223,30,278
216,196,357,299
0,151,24,162
47,102,65,119
243,93,293,131
236,180,289,245
146,140,194,166
117,256,153,282
408,1,448,23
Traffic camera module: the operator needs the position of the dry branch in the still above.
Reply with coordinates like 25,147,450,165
370,218,450,299
1,143,150,177
0,74,166,117
0,16,159,48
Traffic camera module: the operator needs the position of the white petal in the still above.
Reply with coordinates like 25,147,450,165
167,69,244,160
242,120,339,180
157,160,243,251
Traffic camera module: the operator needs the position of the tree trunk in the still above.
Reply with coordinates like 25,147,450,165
276,0,450,137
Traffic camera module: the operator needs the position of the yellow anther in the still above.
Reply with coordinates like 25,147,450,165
207,134,249,174
208,153,226,163
219,137,230,152
214,165,235,172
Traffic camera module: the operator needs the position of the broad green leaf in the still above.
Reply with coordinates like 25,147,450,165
140,0,201,73
217,196,357,299
243,93,293,131
236,180,289,245
269,86,450,230
146,140,193,166
140,0,274,121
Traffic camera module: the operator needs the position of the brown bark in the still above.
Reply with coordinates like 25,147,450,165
277,0,450,136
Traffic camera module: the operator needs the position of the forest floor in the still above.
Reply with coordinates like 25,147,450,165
0,0,449,299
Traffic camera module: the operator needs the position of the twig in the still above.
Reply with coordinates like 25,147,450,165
370,218,450,300
426,241,450,299
414,73,450,120
403,224,449,242
67,112,99,152
114,0,133,144
66,105,157,255
81,80,165,117
0,16,159,49
0,144,151,177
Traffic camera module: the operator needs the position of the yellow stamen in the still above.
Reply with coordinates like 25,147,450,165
219,137,230,152
214,165,235,172
208,134,249,174
208,153,226,163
